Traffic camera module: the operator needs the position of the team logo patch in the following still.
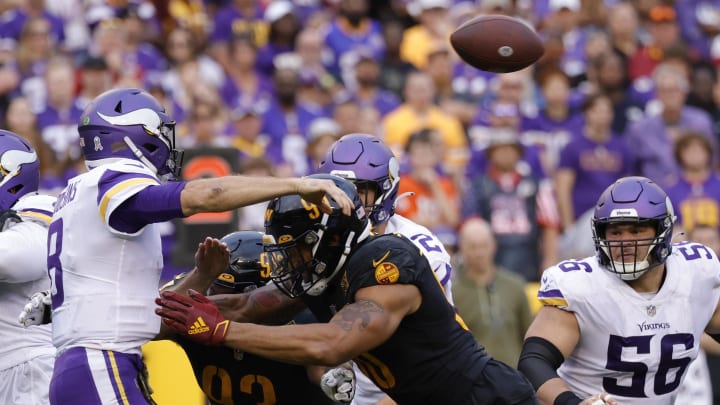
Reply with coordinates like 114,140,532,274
375,262,399,285
646,305,656,317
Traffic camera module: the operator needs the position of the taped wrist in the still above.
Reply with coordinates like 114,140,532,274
554,391,582,405
517,336,565,390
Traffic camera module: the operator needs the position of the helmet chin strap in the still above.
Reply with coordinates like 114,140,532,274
124,136,158,174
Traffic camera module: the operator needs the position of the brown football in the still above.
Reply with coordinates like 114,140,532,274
450,14,544,73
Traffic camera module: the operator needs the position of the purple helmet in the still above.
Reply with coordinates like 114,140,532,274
592,176,676,280
78,88,182,177
0,130,39,210
317,133,399,226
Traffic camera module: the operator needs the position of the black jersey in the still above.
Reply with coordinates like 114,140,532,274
342,233,492,404
179,308,333,405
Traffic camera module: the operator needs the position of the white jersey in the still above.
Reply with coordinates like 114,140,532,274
352,214,455,405
0,194,55,370
50,159,164,355
386,214,454,303
538,242,720,404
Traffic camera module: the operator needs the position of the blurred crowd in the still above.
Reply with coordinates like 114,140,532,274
4,0,718,276
4,0,720,401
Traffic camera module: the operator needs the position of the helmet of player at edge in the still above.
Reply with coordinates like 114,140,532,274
318,133,400,226
592,176,676,281
78,88,183,178
0,130,39,211
210,231,267,294
264,174,371,298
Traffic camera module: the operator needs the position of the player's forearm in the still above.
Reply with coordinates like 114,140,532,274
210,284,305,325
224,322,351,366
537,378,576,405
180,176,301,216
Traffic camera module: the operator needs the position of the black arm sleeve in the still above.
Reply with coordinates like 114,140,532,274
517,336,565,390
710,333,720,344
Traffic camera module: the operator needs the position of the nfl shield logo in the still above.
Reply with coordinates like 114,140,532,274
646,305,656,317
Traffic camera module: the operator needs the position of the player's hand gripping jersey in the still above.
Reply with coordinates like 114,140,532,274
538,242,720,404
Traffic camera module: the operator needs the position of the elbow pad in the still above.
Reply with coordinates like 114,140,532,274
517,336,565,390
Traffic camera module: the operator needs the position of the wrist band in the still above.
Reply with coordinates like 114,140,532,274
554,391,582,405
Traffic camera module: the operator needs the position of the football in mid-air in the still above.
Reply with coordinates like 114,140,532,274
450,14,544,73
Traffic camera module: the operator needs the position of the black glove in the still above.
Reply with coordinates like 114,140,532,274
0,209,21,231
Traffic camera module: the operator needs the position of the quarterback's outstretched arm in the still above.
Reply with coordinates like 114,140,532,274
156,283,421,366
180,176,353,216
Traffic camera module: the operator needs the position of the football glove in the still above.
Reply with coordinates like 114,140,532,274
320,362,356,403
0,209,21,231
18,289,52,327
155,289,230,345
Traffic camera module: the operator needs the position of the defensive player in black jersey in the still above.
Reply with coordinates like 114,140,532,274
157,231,334,405
155,174,537,404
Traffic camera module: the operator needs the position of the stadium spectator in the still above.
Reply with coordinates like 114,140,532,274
262,60,324,176
400,0,452,69
337,48,400,117
462,128,560,281
395,128,461,233
256,1,300,75
555,93,636,260
161,27,225,115
325,0,385,82
606,2,640,63
378,19,416,99
77,55,112,109
381,70,467,173
452,217,533,367
219,33,273,112
522,66,584,174
208,0,268,72
583,51,645,134
665,131,720,234
625,62,717,187
305,117,342,175
15,16,56,107
628,4,683,81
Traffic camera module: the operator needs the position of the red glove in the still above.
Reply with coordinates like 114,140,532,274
155,289,230,345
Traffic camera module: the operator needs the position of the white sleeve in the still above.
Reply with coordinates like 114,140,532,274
0,221,49,283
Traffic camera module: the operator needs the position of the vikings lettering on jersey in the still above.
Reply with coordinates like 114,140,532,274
537,243,720,404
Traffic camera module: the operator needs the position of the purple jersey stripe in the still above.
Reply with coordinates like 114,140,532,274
97,169,158,206
537,289,565,299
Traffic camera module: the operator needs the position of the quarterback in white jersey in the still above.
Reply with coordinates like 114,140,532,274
317,133,454,404
518,176,720,405
0,131,55,405
47,88,355,405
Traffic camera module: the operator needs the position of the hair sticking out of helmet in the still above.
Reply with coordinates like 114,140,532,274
211,231,267,294
264,173,371,298
77,88,183,179
0,130,39,210
317,133,399,226
592,176,676,280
